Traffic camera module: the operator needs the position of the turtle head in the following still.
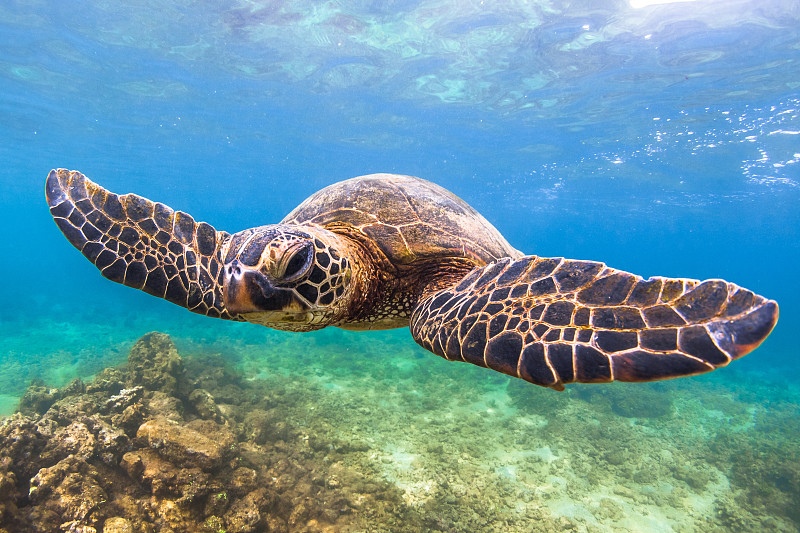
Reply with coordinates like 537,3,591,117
221,225,352,331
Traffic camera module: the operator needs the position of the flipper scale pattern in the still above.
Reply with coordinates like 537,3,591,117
45,169,240,320
410,255,778,390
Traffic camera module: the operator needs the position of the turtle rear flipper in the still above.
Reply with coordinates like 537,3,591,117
410,256,778,390
45,169,239,320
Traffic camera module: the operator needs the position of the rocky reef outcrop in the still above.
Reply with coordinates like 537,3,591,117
0,332,411,532
4,331,797,532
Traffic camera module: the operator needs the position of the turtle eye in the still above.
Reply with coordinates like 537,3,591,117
278,241,313,282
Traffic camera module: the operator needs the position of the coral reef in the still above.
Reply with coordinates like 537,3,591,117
1,329,798,532
0,332,417,532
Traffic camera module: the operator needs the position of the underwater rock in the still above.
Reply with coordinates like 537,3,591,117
102,516,133,533
145,391,184,423
188,388,224,423
228,467,259,497
18,377,86,418
86,368,126,395
18,379,60,417
121,448,219,503
0,457,19,528
60,377,87,397
103,386,146,436
136,416,235,471
126,332,186,396
24,394,132,470
223,488,275,533
102,386,143,414
28,454,109,530
242,408,286,445
0,414,53,482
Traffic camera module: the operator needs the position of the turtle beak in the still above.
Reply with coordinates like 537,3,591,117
223,260,290,314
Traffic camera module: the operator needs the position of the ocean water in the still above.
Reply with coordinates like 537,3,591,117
1,0,799,531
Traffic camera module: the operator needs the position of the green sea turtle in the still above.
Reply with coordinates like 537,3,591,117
46,169,778,390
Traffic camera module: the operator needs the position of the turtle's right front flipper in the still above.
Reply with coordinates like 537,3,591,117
45,169,241,320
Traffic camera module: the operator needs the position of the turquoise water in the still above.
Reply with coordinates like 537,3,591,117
2,0,800,530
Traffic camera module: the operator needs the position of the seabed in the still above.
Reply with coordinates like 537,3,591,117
0,314,797,532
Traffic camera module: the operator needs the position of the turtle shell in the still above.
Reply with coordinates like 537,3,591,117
281,174,522,266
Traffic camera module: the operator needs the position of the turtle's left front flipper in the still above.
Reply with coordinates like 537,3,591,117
45,169,240,320
410,256,778,390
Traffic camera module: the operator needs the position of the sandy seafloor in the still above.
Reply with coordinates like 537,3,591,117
2,305,797,532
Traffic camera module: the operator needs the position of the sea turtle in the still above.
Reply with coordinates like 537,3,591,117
45,169,778,390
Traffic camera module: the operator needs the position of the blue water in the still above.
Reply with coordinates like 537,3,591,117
2,0,799,530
